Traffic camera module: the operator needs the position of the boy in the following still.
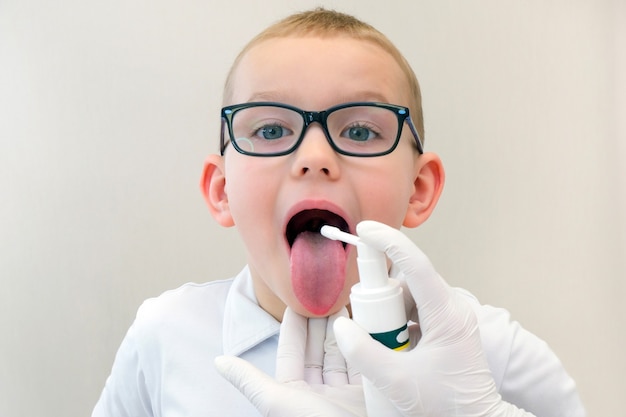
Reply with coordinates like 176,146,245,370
93,8,585,416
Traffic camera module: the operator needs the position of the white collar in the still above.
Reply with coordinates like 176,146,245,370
222,266,281,356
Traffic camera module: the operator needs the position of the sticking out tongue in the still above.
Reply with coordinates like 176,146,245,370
290,231,347,315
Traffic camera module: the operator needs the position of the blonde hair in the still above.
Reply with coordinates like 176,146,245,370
223,7,425,140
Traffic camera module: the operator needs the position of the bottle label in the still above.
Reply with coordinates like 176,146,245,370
370,323,410,351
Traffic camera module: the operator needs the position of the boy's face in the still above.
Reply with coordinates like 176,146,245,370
207,36,442,319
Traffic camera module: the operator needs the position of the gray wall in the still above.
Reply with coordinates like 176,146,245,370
1,0,624,415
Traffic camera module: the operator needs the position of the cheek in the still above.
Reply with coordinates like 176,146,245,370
225,157,277,224
223,153,291,262
358,164,415,226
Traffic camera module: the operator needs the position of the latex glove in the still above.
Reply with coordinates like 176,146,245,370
334,220,534,417
215,307,366,417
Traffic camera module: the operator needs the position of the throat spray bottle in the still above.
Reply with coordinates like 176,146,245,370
321,225,408,417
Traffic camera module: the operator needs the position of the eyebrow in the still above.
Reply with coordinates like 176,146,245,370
246,92,285,102
244,91,394,107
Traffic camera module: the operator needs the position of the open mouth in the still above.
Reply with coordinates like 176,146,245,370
286,209,350,248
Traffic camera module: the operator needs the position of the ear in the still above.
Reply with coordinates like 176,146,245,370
403,152,445,228
200,154,235,227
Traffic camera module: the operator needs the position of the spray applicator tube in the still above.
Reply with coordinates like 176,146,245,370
321,225,408,417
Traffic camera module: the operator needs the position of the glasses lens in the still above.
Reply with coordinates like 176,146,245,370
326,105,400,155
229,106,304,155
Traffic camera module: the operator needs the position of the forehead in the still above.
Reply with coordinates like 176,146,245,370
227,36,412,109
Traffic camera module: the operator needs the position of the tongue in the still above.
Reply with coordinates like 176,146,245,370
290,231,346,315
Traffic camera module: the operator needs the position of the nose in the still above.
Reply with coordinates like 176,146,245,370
290,124,340,179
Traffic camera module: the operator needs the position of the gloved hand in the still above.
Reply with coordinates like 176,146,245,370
215,307,366,417
333,220,534,417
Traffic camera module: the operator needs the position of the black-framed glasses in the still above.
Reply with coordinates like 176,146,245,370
220,101,424,157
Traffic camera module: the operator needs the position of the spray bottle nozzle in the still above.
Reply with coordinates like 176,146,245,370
320,225,360,246
320,225,388,290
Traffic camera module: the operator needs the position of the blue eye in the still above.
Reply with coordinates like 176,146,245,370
342,125,378,142
255,125,292,140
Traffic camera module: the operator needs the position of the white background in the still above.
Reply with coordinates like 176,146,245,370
1,0,624,415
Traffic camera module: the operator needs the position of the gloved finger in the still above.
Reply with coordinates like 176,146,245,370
408,322,422,348
214,355,276,416
323,307,350,386
217,356,359,417
336,312,363,385
356,221,452,327
397,279,422,348
276,307,307,382
333,317,398,385
304,316,326,384
347,361,362,385
334,318,419,412
399,278,419,325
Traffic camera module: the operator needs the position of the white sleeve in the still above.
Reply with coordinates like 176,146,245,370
456,288,586,417
91,321,154,417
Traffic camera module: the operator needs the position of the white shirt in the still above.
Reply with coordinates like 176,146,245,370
92,266,585,417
